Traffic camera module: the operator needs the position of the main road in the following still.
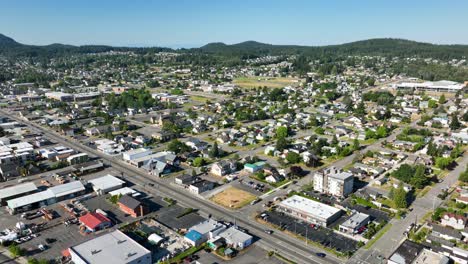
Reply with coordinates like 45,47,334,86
0,109,340,264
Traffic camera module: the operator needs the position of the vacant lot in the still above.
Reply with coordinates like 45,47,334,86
211,187,256,209
233,77,302,89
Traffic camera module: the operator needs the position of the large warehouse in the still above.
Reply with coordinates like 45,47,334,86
7,181,85,214
278,195,342,227
394,80,466,93
0,182,37,205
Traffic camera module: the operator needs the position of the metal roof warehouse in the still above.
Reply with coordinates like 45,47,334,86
0,182,37,205
7,181,85,214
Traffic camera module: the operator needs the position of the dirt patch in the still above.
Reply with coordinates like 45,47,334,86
210,187,256,209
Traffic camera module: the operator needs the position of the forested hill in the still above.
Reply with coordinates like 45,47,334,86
197,39,468,60
1,33,468,60
0,34,172,58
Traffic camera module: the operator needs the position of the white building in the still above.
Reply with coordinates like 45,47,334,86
88,175,125,195
69,230,151,264
278,195,342,227
339,212,370,234
395,80,466,93
122,148,153,162
313,167,354,197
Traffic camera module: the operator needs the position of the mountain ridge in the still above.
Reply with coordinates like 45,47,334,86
1,33,468,59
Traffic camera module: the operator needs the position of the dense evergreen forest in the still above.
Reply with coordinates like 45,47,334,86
1,33,467,82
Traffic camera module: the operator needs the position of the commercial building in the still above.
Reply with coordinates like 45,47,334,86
79,212,112,232
184,219,227,246
394,80,466,93
69,230,151,264
118,195,146,218
313,166,354,197
88,175,125,195
218,227,253,250
7,181,86,214
122,148,153,162
66,153,89,165
45,92,74,102
278,195,342,227
338,212,370,234
0,182,37,205
388,240,449,264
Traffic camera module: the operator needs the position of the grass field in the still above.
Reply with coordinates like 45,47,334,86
233,76,302,89
211,187,256,209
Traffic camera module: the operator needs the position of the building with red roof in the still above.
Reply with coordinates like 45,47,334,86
79,212,112,232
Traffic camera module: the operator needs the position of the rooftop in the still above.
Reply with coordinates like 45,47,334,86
79,212,111,230
219,227,252,244
280,195,341,220
190,219,226,235
88,174,125,191
69,230,151,264
0,182,37,201
388,240,425,264
340,212,369,229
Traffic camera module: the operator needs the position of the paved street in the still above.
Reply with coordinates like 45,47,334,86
348,153,468,264
0,109,340,264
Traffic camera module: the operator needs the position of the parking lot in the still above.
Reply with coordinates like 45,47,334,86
261,210,359,254
233,178,269,196
341,199,390,224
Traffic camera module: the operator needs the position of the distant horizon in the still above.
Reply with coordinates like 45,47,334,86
3,33,468,50
1,1,468,48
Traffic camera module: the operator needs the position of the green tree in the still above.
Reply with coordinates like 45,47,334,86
276,137,288,151
450,114,462,130
459,166,468,183
209,142,220,158
410,165,429,189
435,157,452,170
286,152,301,164
331,135,339,146
428,99,438,108
8,244,24,258
352,138,360,151
314,127,325,135
438,94,446,104
354,101,366,117
167,139,190,154
192,157,206,167
393,187,408,208
276,126,288,139
376,126,388,138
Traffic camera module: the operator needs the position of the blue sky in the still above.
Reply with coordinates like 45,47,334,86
1,0,467,48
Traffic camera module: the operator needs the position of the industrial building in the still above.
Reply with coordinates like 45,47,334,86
278,195,342,227
88,174,125,195
7,181,86,214
122,148,153,162
394,80,466,93
69,230,152,264
0,182,38,205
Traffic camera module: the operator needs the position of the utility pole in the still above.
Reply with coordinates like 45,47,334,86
305,226,308,245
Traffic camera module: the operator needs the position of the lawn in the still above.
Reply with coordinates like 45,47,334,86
233,76,302,89
211,187,256,209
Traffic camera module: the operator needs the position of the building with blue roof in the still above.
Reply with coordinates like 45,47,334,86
184,230,203,246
